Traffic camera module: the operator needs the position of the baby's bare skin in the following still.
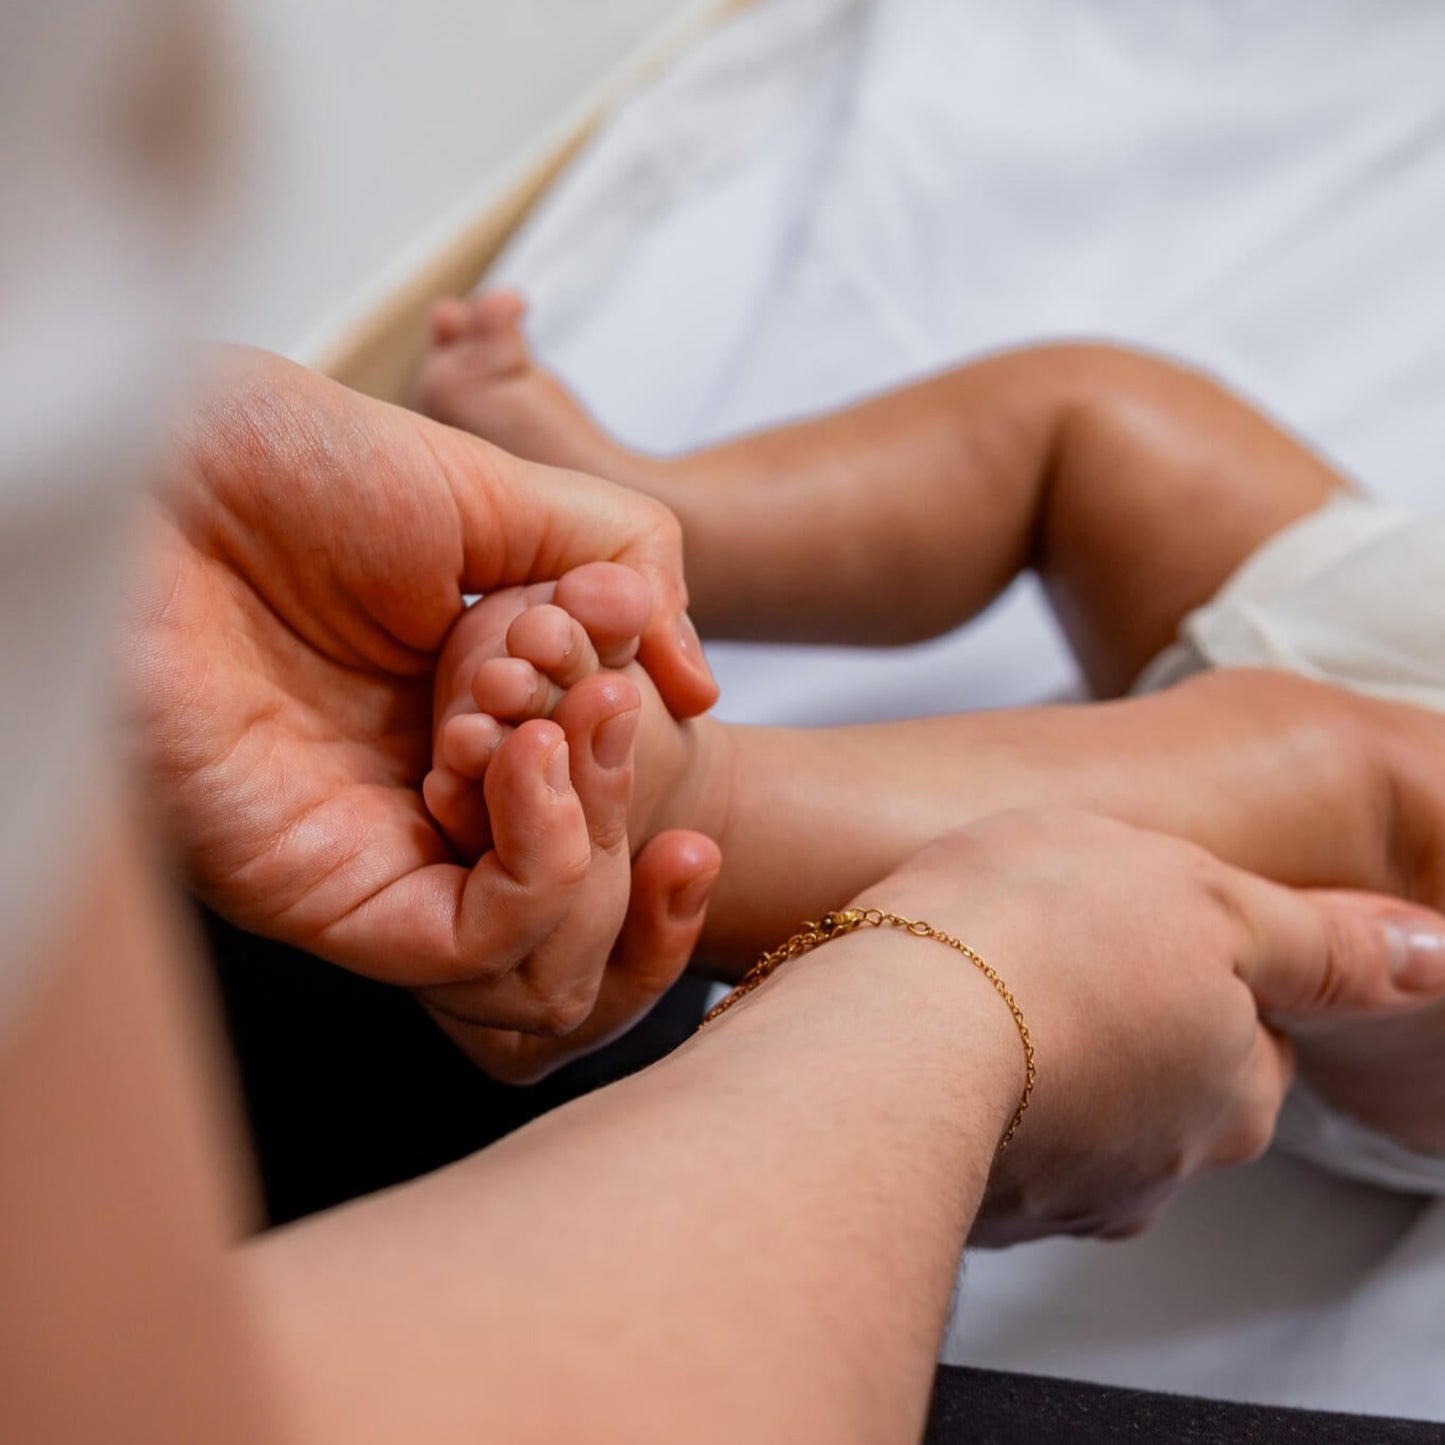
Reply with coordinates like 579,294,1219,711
414,292,1350,696
432,584,1445,1150
418,295,1445,1153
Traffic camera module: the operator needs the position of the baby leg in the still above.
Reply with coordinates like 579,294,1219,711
692,669,1445,973
649,345,1349,690
416,315,1346,692
1025,348,1349,695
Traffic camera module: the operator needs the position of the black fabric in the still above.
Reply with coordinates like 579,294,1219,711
203,906,711,1226
925,1366,1442,1443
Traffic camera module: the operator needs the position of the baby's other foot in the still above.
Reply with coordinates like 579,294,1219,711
413,289,631,478
425,562,715,865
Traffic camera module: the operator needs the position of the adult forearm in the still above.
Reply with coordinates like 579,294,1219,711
246,932,1020,1445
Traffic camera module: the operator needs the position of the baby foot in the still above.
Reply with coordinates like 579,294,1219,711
413,289,633,479
425,561,718,868
412,666,720,1061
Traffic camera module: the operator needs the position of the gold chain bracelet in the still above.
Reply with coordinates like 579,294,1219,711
699,908,1036,1153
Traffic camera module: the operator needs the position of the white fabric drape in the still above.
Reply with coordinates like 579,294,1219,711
492,0,1445,1417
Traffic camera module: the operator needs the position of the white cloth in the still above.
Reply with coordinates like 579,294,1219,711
1281,1081,1445,1198
490,0,1445,1417
1139,498,1445,713
0,0,217,1035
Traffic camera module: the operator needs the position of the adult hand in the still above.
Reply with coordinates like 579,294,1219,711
1279,692,1445,1158
130,347,717,1006
844,809,1445,1245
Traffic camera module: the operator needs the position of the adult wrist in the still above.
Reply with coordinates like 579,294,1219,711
834,914,1030,1118
701,910,1028,1145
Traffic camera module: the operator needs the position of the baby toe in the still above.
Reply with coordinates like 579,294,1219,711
469,289,528,332
554,562,652,669
507,603,601,689
430,298,470,345
424,765,494,859
471,656,564,721
440,711,505,780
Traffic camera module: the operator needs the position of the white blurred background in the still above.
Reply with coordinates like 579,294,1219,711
228,0,697,355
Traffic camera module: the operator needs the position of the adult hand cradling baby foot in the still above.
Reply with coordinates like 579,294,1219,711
131,347,719,1067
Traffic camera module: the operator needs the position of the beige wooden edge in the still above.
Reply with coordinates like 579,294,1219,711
315,0,757,404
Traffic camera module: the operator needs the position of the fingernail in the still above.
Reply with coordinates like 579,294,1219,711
593,707,639,771
669,868,719,920
675,612,702,662
1386,923,1445,989
676,611,718,692
544,740,571,796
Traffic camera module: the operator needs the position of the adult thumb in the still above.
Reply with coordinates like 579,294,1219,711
1231,874,1445,1021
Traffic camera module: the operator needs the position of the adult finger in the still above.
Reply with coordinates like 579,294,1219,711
443,439,718,717
1224,869,1445,1019
1206,1024,1296,1172
440,830,721,1083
